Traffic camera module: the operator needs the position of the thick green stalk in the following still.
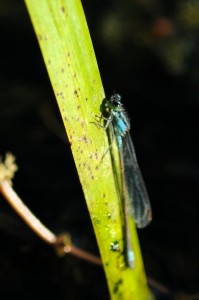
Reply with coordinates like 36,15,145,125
24,1,154,299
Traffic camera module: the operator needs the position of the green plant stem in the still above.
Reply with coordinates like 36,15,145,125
24,1,154,299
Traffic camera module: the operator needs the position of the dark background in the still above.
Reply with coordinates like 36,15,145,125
0,1,199,299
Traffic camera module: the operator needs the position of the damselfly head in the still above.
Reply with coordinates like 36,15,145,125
109,93,122,110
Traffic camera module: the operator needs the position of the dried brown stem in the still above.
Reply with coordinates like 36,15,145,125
54,234,102,266
0,179,57,244
0,153,102,266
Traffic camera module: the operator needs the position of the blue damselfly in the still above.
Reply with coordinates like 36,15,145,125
96,93,152,268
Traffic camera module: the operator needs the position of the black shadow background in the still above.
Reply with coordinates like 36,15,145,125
0,1,199,300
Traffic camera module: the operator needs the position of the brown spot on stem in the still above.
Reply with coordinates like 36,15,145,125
37,34,43,40
61,6,65,13
113,279,123,294
74,90,79,97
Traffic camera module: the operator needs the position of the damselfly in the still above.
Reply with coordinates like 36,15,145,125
96,93,152,268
